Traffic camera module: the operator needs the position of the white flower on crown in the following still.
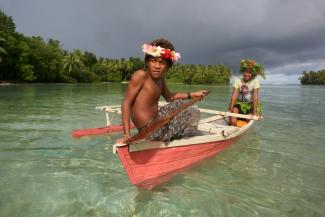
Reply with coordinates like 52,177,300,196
151,46,163,57
142,44,162,57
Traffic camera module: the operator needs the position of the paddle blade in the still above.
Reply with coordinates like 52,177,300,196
125,117,170,144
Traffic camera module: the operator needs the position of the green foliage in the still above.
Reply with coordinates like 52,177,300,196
129,57,145,71
0,10,15,34
62,50,85,77
299,70,325,85
0,37,7,63
92,59,111,82
22,36,65,82
82,51,97,67
20,64,36,81
167,63,231,85
0,9,231,84
0,34,26,80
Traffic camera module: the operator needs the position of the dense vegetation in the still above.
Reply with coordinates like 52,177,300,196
299,70,325,85
0,10,231,84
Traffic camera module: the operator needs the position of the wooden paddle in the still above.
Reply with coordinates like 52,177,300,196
124,93,208,145
198,108,263,120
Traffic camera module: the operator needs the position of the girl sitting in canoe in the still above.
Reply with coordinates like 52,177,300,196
228,59,265,126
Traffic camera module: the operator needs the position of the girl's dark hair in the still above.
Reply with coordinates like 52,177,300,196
144,38,175,68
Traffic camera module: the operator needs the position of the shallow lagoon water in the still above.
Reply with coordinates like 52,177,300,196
0,83,324,216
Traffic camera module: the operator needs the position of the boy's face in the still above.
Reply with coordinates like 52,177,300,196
147,57,169,79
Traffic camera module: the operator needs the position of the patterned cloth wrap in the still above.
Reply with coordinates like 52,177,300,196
234,101,263,115
150,100,200,143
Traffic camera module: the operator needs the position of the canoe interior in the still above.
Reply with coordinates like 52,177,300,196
126,116,253,153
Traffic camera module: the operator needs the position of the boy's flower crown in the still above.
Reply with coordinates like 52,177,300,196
240,59,265,79
142,43,181,62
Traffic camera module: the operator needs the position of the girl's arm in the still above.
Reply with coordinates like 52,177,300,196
252,88,259,115
228,87,238,112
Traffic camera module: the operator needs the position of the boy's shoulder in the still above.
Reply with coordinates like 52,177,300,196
131,69,148,80
133,69,147,76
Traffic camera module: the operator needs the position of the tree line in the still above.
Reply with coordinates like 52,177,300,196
299,70,325,85
0,10,231,84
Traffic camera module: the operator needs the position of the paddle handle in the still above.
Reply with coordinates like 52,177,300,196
198,108,263,120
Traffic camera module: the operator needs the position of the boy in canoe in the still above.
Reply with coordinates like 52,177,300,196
118,38,208,143
228,59,264,126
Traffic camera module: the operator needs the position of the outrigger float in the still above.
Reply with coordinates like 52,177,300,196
72,102,263,189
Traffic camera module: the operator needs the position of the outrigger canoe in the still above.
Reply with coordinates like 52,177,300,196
83,103,262,189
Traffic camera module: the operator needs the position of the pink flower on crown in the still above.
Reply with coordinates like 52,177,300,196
171,51,181,62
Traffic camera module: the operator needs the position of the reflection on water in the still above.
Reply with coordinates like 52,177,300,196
0,83,325,216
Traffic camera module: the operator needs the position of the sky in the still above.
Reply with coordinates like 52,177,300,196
1,0,325,84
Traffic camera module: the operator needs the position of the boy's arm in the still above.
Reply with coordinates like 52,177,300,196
228,87,238,111
161,80,208,101
120,70,146,141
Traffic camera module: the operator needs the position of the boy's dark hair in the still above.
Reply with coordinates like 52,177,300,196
144,38,175,68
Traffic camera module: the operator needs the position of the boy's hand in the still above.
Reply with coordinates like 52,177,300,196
191,90,209,98
115,134,130,144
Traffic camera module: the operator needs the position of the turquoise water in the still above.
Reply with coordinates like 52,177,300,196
0,83,324,216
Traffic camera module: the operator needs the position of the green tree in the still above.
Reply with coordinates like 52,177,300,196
62,49,85,82
0,10,18,80
93,58,112,82
0,37,7,63
24,36,64,82
299,70,325,85
107,59,122,82
17,40,36,81
0,10,16,34
82,51,97,67
120,58,133,81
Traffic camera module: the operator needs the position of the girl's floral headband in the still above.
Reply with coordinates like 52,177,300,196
142,43,181,62
240,59,265,79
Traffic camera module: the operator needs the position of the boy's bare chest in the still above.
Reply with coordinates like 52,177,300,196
142,79,162,96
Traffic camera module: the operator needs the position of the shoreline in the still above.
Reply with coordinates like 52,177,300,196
0,80,28,84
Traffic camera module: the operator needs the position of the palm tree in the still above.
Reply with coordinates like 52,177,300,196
101,59,111,82
62,50,84,76
0,37,7,63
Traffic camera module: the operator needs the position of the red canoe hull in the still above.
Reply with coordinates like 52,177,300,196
117,135,241,189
